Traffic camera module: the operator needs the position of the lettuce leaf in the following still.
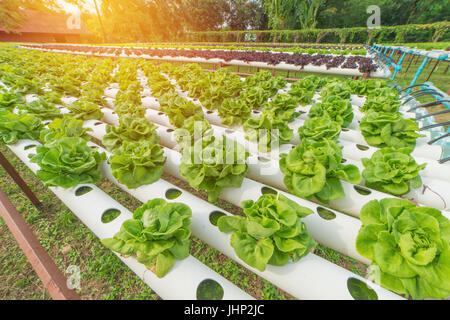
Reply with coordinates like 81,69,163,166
217,194,315,271
109,140,166,189
356,198,450,300
179,135,250,203
362,148,427,195
102,198,192,278
360,112,424,151
29,137,106,188
280,139,361,202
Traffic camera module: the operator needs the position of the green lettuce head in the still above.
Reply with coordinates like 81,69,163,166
109,140,166,189
217,194,316,271
356,198,450,300
360,112,424,151
0,109,43,145
179,135,250,203
218,98,252,127
309,96,354,128
280,139,361,203
298,116,342,142
102,198,192,278
362,148,427,195
103,115,160,153
29,137,106,189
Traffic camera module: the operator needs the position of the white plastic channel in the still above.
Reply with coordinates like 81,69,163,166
87,140,402,300
7,139,253,301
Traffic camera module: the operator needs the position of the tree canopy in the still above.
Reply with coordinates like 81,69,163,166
0,0,447,40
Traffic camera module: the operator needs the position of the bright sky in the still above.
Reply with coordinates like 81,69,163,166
58,0,96,14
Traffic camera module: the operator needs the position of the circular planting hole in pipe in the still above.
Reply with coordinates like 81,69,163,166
158,112,165,116
75,186,93,197
196,279,224,300
94,122,103,126
356,144,370,151
206,111,214,114
165,188,182,200
258,156,271,163
166,129,175,133
354,186,372,196
101,209,121,224
24,144,37,151
347,278,378,300
253,110,260,114
341,158,348,164
342,128,350,132
317,207,336,220
209,211,226,227
261,187,278,196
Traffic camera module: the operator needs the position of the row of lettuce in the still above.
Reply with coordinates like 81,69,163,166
0,46,448,299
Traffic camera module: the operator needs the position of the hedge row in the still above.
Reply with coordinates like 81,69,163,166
186,22,450,45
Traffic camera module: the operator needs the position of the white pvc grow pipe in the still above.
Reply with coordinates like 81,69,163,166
7,139,253,301
86,140,402,300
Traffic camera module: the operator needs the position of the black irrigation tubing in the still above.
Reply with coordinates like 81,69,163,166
402,91,444,105
429,132,450,146
409,99,450,112
22,44,379,74
416,109,450,120
420,121,450,131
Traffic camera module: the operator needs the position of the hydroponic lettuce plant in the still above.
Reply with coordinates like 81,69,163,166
280,139,361,203
109,140,166,189
18,99,62,120
149,80,175,98
0,90,24,110
218,98,252,126
320,82,351,101
296,75,330,91
199,86,229,111
216,194,316,272
68,100,104,121
345,79,387,96
244,70,272,88
287,84,314,106
367,87,399,100
360,96,401,114
244,114,294,152
103,115,160,153
362,148,427,196
29,137,106,189
42,91,63,105
356,198,450,300
360,112,424,151
114,102,146,118
264,94,300,123
40,117,92,144
298,116,342,142
0,110,43,144
101,198,192,278
179,135,250,203
159,92,204,128
259,76,288,96
174,116,212,150
309,96,354,128
239,87,270,110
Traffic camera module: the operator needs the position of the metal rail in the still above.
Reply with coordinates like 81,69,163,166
0,188,80,300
